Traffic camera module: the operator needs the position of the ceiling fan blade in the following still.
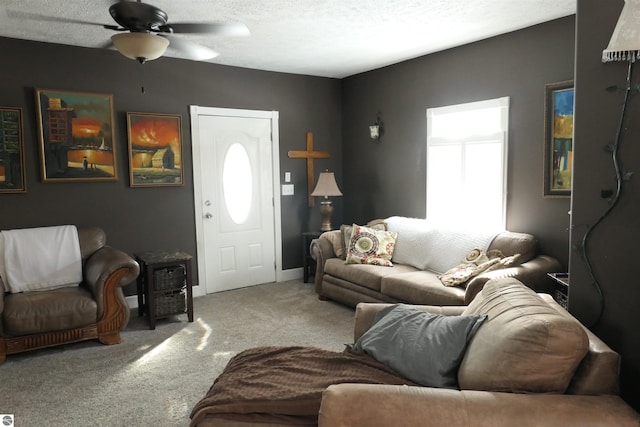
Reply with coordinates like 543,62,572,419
97,40,115,50
6,9,106,27
164,36,219,61
165,22,250,37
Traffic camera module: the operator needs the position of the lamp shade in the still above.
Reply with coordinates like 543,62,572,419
310,172,342,197
111,32,170,63
603,0,640,62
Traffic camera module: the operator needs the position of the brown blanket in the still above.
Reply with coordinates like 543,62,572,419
189,346,416,426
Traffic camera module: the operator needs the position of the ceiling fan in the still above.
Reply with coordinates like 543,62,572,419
10,0,250,64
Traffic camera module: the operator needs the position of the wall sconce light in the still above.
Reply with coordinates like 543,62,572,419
369,112,384,141
310,170,343,231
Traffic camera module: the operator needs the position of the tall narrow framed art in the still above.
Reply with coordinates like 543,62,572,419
543,80,574,197
0,107,26,193
35,88,117,183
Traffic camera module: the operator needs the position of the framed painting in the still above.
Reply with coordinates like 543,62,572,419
0,107,26,193
35,89,117,182
543,80,574,197
126,112,183,187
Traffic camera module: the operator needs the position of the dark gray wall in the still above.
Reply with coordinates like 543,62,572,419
572,0,640,410
0,37,343,295
341,17,575,268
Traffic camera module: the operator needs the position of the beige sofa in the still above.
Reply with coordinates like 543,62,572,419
190,278,640,426
318,278,640,427
311,216,561,307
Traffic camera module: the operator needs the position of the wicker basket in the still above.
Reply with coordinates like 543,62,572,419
154,290,186,316
554,289,568,309
154,265,186,290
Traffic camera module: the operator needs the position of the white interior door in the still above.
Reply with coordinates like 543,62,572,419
191,107,280,294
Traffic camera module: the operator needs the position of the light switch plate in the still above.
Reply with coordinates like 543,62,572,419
284,172,291,182
282,184,294,196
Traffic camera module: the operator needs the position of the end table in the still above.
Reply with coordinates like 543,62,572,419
135,250,194,330
547,272,569,309
302,231,322,283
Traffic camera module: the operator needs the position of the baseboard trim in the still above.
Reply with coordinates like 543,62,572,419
126,267,305,309
280,267,303,282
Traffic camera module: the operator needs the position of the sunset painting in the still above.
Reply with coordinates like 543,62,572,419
35,89,116,182
127,112,183,187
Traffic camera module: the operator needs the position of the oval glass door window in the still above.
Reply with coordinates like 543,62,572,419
222,143,253,224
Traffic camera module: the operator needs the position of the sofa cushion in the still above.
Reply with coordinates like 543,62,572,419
381,271,466,305
324,258,417,292
3,286,98,336
458,278,589,393
345,224,398,266
353,304,486,388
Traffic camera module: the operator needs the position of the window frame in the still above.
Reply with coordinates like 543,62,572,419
426,96,509,230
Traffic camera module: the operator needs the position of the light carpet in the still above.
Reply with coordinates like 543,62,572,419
0,280,355,426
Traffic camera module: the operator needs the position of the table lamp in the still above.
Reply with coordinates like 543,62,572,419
310,171,342,231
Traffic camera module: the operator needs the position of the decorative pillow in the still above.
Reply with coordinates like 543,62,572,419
352,304,487,388
340,221,387,260
345,224,398,266
339,224,353,260
365,219,388,230
439,249,520,287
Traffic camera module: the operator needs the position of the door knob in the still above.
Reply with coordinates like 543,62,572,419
205,213,213,219
204,200,212,206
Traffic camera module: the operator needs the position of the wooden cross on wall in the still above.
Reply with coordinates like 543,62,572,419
288,131,330,208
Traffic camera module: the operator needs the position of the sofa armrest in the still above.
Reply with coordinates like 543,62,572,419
353,303,466,342
318,384,640,427
83,246,140,324
310,237,337,295
464,254,561,304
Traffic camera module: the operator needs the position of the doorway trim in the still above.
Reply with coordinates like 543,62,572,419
189,106,283,298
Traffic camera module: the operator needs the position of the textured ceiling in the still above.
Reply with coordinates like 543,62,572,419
0,0,576,78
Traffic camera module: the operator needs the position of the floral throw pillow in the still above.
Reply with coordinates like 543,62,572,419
439,249,520,287
345,224,398,266
339,221,387,260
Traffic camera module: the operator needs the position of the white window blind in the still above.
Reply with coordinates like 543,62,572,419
426,97,509,231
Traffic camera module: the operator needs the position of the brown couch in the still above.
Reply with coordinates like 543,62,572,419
190,278,640,426
311,217,561,307
0,226,140,364
318,278,640,426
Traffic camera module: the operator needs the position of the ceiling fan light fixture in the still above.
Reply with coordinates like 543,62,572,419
111,32,169,63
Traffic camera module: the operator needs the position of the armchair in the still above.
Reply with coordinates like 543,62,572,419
0,226,140,364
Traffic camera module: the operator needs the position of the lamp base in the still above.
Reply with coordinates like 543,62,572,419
319,200,334,232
